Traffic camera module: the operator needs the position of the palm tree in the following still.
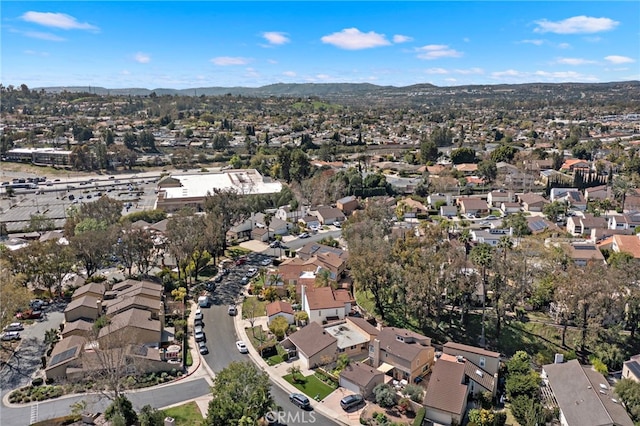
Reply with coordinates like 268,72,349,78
613,175,631,212
497,235,513,262
470,243,495,348
459,229,472,263
264,212,274,243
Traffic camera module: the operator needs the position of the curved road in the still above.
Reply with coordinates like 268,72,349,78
203,252,339,426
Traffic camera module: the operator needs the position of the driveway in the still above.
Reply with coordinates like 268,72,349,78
323,388,365,426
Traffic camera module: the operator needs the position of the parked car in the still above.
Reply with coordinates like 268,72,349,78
16,310,41,319
236,256,247,266
194,330,206,342
260,258,272,266
228,305,237,316
289,393,311,410
236,341,248,354
4,322,24,332
194,310,203,321
483,215,498,220
1,331,21,341
340,394,364,411
194,318,204,327
246,267,258,277
299,232,310,239
198,341,209,355
333,221,342,228
269,240,281,248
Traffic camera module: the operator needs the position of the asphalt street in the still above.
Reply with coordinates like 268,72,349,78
203,253,338,426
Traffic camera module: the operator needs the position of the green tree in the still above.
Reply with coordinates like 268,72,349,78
477,160,498,183
470,243,495,347
450,147,476,164
104,395,138,426
420,139,439,163
615,378,640,422
490,144,518,163
138,404,165,426
205,361,273,426
373,383,396,408
268,315,289,340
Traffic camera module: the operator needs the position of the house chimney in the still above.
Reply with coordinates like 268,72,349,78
96,299,102,317
301,285,307,312
159,302,165,328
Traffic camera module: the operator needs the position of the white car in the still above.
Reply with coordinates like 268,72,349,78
246,267,258,277
236,340,248,353
4,322,24,332
483,215,498,220
1,331,21,341
260,258,272,266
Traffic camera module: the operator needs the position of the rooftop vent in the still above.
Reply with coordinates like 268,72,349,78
475,369,484,378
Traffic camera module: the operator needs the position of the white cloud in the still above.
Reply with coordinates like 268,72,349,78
21,11,98,31
321,28,391,50
393,34,413,43
534,16,619,34
425,68,449,74
534,70,598,81
282,71,297,77
262,32,290,45
316,74,331,80
556,57,595,65
210,56,251,66
454,67,484,75
24,50,50,57
492,69,524,78
557,43,571,49
415,44,463,60
521,39,545,46
463,37,470,43
491,69,599,83
24,31,65,42
121,70,131,75
604,55,634,64
134,52,151,64
267,59,278,64
244,68,260,78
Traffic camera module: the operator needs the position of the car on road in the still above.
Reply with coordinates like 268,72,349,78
483,215,498,220
4,322,24,332
333,221,342,228
299,232,310,239
289,393,311,409
1,331,21,341
340,394,364,410
198,341,209,355
236,341,249,353
194,309,203,321
194,330,206,342
228,305,237,316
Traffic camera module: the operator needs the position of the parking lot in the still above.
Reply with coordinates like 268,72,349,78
0,174,162,232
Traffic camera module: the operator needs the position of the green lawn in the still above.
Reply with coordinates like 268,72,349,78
242,298,268,318
283,373,335,401
245,326,275,349
162,401,204,425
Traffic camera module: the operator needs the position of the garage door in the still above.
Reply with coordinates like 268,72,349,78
339,377,360,394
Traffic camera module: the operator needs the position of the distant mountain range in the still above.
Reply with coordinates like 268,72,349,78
34,81,640,106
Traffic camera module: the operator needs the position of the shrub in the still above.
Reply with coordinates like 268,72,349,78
402,383,424,403
413,407,426,426
373,383,396,408
31,378,44,386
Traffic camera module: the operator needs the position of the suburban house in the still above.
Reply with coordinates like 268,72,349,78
369,327,435,382
565,242,606,266
455,163,478,175
542,359,633,426
252,212,291,237
424,354,469,426
266,300,295,325
526,216,559,235
457,197,490,216
301,285,354,324
567,214,607,236
97,308,163,346
311,206,346,225
440,205,458,219
585,185,611,201
557,190,588,211
609,212,640,231
518,192,548,212
339,362,385,398
297,242,347,261
500,202,521,215
275,204,307,222
611,234,640,259
428,193,450,208
471,228,513,247
622,354,640,382
281,322,337,369
398,197,428,218
298,215,321,229
442,342,501,396
70,282,105,300
324,320,371,360
336,195,359,216
550,187,579,202
64,296,102,323
560,158,590,172
487,190,513,207
44,335,87,381
61,319,93,339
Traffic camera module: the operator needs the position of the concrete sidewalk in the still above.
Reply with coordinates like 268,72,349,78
234,304,353,426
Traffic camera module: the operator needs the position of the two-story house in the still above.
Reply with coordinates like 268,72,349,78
443,342,501,396
301,285,354,324
336,195,359,216
487,190,513,207
518,192,548,212
369,327,435,382
457,197,490,216
567,214,607,236
609,212,640,231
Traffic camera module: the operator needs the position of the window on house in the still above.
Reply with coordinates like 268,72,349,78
369,345,374,353
338,348,345,353
479,357,486,368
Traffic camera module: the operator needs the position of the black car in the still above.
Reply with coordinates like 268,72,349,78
340,394,364,410
289,393,311,410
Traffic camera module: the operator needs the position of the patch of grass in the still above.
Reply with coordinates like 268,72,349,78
283,373,335,400
163,401,204,425
245,326,275,349
242,298,268,318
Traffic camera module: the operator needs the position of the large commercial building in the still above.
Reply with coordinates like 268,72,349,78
154,169,283,212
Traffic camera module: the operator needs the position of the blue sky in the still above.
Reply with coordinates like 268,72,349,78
2,1,639,89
